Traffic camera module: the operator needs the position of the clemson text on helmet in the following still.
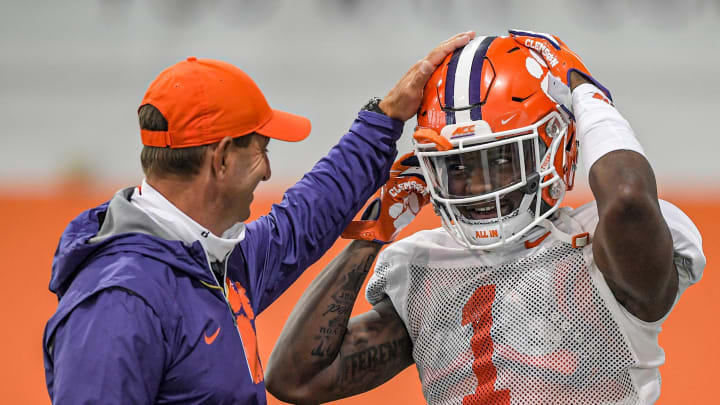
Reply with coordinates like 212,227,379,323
524,39,559,68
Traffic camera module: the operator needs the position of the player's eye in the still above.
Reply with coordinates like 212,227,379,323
448,163,466,175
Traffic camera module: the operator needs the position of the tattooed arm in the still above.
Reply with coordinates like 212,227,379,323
265,240,414,404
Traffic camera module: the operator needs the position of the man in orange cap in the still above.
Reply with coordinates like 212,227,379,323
42,32,475,404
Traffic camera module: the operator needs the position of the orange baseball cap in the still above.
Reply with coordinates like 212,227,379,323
140,57,311,148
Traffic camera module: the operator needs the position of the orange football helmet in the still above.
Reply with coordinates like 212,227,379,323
413,34,578,249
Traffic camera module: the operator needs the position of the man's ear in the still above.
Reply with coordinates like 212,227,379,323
210,136,235,178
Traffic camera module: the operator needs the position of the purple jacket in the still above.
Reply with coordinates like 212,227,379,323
43,112,403,404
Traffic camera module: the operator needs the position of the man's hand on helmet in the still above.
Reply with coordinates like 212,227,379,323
379,31,475,121
508,29,611,117
342,153,430,244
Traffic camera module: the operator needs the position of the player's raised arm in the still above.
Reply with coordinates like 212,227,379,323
572,73,676,322
511,30,676,321
266,153,430,403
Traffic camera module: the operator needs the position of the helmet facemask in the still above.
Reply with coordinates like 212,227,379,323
416,111,571,250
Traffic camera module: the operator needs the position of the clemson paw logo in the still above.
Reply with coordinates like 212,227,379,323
389,192,423,232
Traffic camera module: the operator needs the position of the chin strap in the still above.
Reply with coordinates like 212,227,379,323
525,207,590,249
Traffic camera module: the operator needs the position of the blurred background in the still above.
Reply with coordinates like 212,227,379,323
1,0,717,403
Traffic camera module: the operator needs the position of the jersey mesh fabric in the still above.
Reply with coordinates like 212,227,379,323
369,241,640,405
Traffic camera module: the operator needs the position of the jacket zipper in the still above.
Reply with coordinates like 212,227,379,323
203,249,241,333
203,249,255,378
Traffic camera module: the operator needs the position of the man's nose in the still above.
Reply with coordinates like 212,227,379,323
466,170,492,195
263,159,272,182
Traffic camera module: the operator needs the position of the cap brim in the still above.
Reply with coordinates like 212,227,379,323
256,109,311,142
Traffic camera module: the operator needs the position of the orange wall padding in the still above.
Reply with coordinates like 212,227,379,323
2,188,715,404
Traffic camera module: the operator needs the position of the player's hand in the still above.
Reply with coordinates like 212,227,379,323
508,29,611,116
379,31,475,121
342,153,430,244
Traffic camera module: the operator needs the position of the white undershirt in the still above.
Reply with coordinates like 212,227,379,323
130,179,246,263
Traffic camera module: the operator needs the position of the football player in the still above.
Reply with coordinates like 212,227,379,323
265,31,705,404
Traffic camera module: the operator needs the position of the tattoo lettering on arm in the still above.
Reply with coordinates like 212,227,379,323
311,317,345,357
321,262,371,315
338,337,409,384
312,253,377,359
326,299,415,398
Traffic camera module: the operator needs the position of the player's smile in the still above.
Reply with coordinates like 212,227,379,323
456,189,524,221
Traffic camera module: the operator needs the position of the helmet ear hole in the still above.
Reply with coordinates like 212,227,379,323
524,172,540,194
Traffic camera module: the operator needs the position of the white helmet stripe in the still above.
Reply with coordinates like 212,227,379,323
453,36,486,123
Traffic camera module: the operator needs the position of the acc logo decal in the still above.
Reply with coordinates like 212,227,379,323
452,125,475,137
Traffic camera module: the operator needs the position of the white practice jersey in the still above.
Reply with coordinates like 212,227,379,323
366,200,704,405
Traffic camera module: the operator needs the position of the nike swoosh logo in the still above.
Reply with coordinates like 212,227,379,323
204,326,221,345
501,114,517,125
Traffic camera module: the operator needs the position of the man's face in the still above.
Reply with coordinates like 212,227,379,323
223,134,271,223
445,142,530,221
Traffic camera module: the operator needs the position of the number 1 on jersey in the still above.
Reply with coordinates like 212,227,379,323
461,284,510,404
